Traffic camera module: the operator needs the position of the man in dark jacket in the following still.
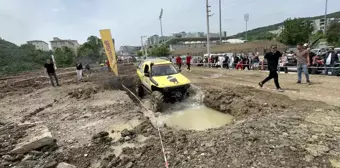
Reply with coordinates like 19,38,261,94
258,45,283,92
325,47,339,76
44,59,60,87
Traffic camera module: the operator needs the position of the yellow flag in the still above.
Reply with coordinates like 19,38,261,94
99,29,118,76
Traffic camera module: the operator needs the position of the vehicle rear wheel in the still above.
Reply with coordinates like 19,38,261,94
151,91,163,112
135,79,144,98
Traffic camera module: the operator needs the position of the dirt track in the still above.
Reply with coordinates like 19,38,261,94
1,65,340,168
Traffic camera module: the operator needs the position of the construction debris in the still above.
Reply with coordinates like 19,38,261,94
10,125,55,154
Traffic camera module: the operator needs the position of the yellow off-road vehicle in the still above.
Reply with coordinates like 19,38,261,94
136,59,191,112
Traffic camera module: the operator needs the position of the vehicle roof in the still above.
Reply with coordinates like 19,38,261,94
142,58,171,64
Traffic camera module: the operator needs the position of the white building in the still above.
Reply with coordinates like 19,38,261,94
173,31,226,38
185,32,205,38
145,35,172,46
50,37,80,52
310,18,339,32
27,40,49,51
119,46,142,55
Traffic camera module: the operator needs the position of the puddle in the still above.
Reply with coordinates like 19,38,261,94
161,105,234,131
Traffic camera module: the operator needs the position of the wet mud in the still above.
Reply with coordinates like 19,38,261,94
2,65,340,168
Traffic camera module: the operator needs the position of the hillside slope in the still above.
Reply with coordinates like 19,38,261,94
0,38,50,76
230,11,340,39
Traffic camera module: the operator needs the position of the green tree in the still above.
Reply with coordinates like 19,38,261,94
149,45,170,56
77,35,104,62
326,21,340,46
253,32,277,41
136,50,144,57
279,18,314,45
0,39,50,75
309,30,324,45
54,47,75,67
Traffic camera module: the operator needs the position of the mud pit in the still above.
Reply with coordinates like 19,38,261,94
1,65,340,168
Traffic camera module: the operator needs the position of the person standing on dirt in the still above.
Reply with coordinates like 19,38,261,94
171,56,176,64
295,43,311,84
176,55,182,70
258,45,283,92
106,60,111,72
85,63,90,73
44,59,60,87
76,61,83,81
186,53,192,71
252,52,260,70
324,47,339,76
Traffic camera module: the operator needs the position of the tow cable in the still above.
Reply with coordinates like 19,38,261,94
121,84,169,168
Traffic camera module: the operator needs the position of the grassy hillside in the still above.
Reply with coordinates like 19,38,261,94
230,11,340,39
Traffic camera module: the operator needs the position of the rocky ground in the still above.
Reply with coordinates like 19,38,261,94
1,65,340,168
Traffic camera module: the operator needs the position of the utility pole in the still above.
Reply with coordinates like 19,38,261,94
219,0,222,44
206,0,213,58
141,36,147,57
159,8,164,44
324,0,328,34
160,19,163,37
244,13,249,42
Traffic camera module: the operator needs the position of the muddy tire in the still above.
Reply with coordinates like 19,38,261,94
151,91,163,112
135,79,144,98
185,91,190,98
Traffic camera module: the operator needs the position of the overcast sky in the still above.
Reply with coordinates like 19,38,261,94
1,0,340,48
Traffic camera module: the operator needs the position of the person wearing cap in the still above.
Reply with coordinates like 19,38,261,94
258,45,284,92
295,43,311,84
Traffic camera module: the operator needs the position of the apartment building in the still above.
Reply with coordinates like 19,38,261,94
50,37,80,51
119,46,142,55
27,40,49,51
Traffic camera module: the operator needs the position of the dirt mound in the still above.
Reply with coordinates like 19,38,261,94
203,86,271,118
203,85,326,118
67,87,100,99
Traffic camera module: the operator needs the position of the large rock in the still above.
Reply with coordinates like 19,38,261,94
56,162,76,168
10,125,54,154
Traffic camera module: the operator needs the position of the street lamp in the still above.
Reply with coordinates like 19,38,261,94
219,0,222,44
159,8,164,38
141,36,148,58
206,0,213,58
324,0,328,34
244,13,249,42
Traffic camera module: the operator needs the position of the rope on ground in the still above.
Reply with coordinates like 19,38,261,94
121,84,169,168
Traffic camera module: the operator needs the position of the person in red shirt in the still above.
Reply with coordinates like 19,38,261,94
208,56,212,68
106,60,111,72
186,53,192,71
176,55,182,70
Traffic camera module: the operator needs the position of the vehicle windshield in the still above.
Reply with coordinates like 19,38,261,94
152,64,178,76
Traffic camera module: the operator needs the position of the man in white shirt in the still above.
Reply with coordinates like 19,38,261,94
325,47,339,76
218,56,225,68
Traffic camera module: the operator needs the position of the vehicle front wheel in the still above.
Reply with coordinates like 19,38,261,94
151,91,164,112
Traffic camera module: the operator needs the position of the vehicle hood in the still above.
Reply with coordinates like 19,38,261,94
152,73,190,88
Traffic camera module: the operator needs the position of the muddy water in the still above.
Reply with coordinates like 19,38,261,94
162,105,234,131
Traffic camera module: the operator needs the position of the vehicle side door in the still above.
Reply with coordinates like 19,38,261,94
142,64,152,91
